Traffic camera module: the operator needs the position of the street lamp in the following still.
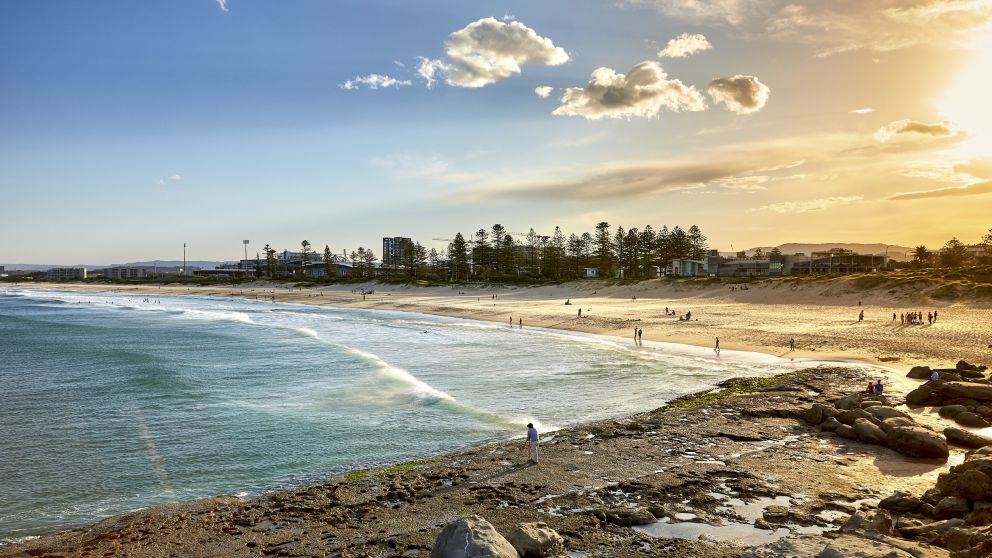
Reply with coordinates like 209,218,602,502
243,240,250,276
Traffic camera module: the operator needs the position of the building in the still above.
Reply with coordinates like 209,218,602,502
96,267,150,280
382,237,411,266
583,267,598,278
670,259,707,277
789,249,887,274
46,267,87,280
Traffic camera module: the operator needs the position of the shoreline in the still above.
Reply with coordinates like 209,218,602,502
3,281,990,556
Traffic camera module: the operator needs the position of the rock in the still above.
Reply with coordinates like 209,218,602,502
841,509,893,536
965,506,992,526
506,522,564,558
603,508,655,526
882,417,917,428
804,403,837,425
886,426,949,460
817,533,951,557
879,492,922,514
762,505,790,523
430,515,518,558
838,408,874,425
899,518,964,537
944,427,992,449
820,417,842,432
959,369,986,380
908,366,934,379
906,384,935,406
939,405,969,419
860,400,884,409
835,393,863,411
753,518,774,530
956,469,992,500
940,526,978,552
954,412,991,428
836,424,858,441
866,406,910,421
941,382,992,402
853,418,889,446
958,360,980,372
934,496,971,520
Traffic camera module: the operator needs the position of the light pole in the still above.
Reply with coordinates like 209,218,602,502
183,243,186,276
243,240,249,277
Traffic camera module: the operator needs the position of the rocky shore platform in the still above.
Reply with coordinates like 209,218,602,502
5,365,992,558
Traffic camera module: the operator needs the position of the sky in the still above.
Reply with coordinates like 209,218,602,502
1,0,991,264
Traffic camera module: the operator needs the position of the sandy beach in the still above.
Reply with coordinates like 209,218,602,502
3,277,992,557
17,275,990,369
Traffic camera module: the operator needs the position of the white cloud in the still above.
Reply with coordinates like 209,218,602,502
657,33,712,58
417,17,570,88
216,0,228,12
340,74,412,91
707,75,770,114
553,61,706,120
851,108,874,115
714,175,769,190
155,179,165,186
534,86,554,98
625,0,760,26
169,174,182,182
874,120,955,142
755,195,864,213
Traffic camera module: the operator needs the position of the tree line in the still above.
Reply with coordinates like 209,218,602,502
913,228,992,268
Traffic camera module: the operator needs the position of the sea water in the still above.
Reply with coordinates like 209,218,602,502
0,287,807,542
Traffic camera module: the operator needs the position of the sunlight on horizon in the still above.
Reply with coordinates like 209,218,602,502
938,28,992,157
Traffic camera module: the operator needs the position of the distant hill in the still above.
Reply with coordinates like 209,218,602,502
745,243,912,261
0,260,232,272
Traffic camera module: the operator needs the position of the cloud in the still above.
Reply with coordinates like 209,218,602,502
657,33,713,58
889,181,992,200
888,157,992,200
874,119,954,142
155,179,165,186
625,0,760,25
340,74,412,90
534,86,554,98
416,17,569,88
369,153,451,178
216,0,228,12
767,1,992,57
755,195,864,213
707,75,770,114
851,108,874,115
714,175,769,190
553,61,706,120
169,174,182,182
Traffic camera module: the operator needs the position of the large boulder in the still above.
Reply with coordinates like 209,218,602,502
506,523,563,558
603,508,656,526
838,408,874,425
879,492,922,514
866,406,910,421
853,418,889,446
934,496,971,520
841,509,894,536
908,366,933,379
804,403,837,425
957,360,983,372
939,405,969,419
941,382,992,402
954,412,991,428
836,424,859,441
906,384,936,406
935,458,992,501
945,427,992,449
886,426,949,460
431,515,518,558
820,417,842,432
899,518,964,538
835,393,863,411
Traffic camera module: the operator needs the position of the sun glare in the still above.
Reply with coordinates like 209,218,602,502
938,30,992,156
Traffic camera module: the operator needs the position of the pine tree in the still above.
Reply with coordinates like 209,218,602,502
594,222,613,277
612,226,626,278
323,245,336,279
450,233,470,281
687,225,708,260
300,240,312,276
263,244,277,277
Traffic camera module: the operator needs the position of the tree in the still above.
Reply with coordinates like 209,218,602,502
638,225,655,278
263,244,277,277
490,224,506,276
546,227,565,280
323,244,336,279
668,226,691,260
300,240,312,276
594,222,613,277
428,247,441,278
654,226,671,272
752,247,765,260
687,225,708,260
499,234,516,277
612,226,626,278
913,246,931,268
255,253,262,277
449,232,470,281
983,228,992,247
940,238,968,268
412,242,427,279
473,229,490,279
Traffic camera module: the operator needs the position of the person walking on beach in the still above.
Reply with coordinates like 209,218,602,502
526,423,539,464
858,310,864,321
714,336,721,354
518,318,522,329
634,328,638,341
637,328,643,342
789,338,795,351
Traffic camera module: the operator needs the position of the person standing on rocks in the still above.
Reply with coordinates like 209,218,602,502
526,423,539,465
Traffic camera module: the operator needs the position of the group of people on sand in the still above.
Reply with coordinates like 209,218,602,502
897,311,938,325
728,284,749,292
633,328,643,344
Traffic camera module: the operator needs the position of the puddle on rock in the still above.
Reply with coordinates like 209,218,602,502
634,519,823,546
716,495,793,522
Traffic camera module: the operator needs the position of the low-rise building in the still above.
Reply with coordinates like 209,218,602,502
96,267,150,280
670,259,707,276
46,267,87,281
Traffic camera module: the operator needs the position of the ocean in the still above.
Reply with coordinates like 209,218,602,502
0,287,804,542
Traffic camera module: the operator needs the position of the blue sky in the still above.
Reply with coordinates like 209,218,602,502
2,1,991,263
